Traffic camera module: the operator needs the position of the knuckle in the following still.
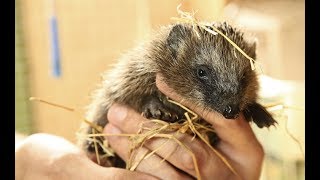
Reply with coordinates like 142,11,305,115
180,143,208,170
174,136,210,172
180,150,195,170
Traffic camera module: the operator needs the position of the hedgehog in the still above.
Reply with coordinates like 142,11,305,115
79,22,277,167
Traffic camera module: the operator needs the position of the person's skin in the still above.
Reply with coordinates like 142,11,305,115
15,133,159,180
104,74,264,180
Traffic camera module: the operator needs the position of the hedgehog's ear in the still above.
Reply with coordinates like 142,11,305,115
167,24,190,58
244,102,277,128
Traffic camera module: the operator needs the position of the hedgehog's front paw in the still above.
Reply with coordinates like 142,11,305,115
143,106,179,122
142,97,179,122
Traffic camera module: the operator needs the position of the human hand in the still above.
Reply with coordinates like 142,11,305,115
104,74,264,180
15,133,158,180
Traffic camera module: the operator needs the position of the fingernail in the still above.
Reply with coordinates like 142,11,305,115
108,104,128,124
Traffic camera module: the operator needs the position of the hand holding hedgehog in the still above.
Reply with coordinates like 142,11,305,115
15,92,264,180
80,21,276,171
103,74,266,180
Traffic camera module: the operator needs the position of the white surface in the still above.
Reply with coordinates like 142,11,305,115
253,75,305,161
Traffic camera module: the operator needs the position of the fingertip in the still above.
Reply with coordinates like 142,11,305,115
107,103,128,125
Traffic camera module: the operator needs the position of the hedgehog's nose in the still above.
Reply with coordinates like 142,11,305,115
223,105,240,119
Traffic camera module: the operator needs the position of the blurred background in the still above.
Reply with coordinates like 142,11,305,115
15,0,304,179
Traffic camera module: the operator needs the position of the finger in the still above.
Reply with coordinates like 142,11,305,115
107,104,239,179
104,123,193,180
107,104,200,177
104,123,131,160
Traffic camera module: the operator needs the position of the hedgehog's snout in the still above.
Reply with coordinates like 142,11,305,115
223,104,240,119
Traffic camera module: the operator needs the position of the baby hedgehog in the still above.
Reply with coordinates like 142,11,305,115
79,22,277,167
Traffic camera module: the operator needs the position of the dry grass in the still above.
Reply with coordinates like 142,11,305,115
30,96,240,179
29,94,305,180
80,98,240,180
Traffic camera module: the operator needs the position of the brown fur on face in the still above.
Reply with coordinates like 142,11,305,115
79,22,277,167
152,22,259,115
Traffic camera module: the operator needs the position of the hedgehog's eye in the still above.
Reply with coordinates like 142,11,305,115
196,66,210,80
198,69,207,77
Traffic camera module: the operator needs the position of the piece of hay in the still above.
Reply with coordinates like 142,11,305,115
81,98,238,180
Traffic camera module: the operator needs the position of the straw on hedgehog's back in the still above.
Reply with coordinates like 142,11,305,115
80,22,277,167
